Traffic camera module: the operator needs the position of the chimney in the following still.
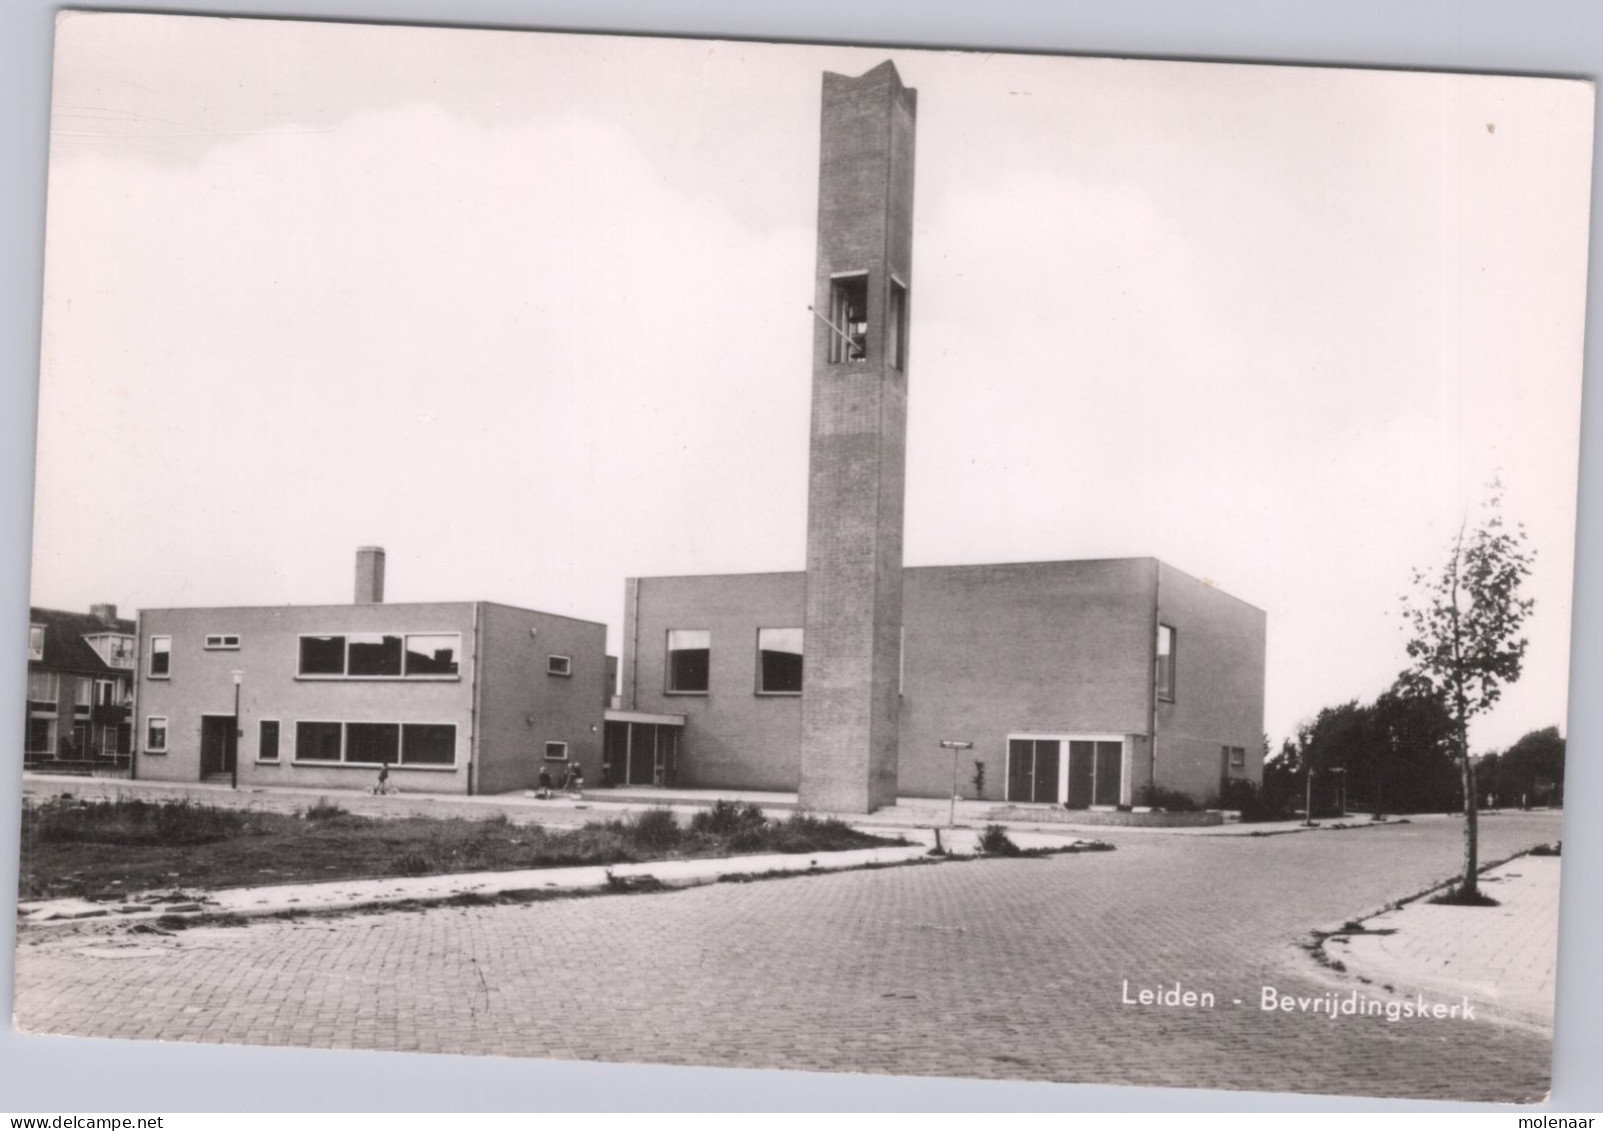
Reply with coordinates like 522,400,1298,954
355,546,386,604
91,603,118,626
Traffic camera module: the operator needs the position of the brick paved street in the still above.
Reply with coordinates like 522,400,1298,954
13,811,1562,1103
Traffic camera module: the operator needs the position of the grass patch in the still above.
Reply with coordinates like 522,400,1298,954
19,793,904,901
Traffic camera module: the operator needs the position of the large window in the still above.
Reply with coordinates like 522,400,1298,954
756,627,804,694
148,635,171,677
404,635,460,677
666,629,710,694
259,720,280,763
25,719,55,756
402,724,456,766
145,716,168,753
74,680,92,714
347,722,401,765
348,634,404,676
297,633,461,678
299,636,347,676
827,273,869,363
290,721,456,766
1156,624,1176,702
26,670,59,712
295,721,343,762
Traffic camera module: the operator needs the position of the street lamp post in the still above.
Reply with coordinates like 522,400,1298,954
940,740,974,827
1304,764,1316,826
230,670,243,791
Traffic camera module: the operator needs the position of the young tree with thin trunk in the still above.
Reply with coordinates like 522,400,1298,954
1399,481,1535,900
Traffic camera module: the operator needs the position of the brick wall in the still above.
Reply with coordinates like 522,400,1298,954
1153,562,1268,804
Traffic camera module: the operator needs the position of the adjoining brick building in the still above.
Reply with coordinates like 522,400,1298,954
24,604,137,772
133,548,609,794
615,558,1265,808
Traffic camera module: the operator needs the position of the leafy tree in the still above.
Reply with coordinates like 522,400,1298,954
1399,482,1536,899
1485,726,1566,808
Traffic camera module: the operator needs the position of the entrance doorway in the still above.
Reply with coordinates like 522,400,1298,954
603,720,680,787
1006,735,1125,807
200,714,237,779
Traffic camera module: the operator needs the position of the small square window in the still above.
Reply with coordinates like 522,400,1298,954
146,716,168,753
149,636,171,678
544,741,569,761
204,634,241,650
547,655,572,677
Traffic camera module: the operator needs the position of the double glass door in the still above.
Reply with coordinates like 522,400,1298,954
1006,737,1123,807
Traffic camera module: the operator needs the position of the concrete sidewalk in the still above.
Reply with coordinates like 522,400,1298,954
17,824,1089,927
1324,853,1561,1031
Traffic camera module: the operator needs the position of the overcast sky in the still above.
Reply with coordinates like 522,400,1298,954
29,13,1593,752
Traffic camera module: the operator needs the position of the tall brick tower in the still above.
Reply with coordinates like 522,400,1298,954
798,61,916,813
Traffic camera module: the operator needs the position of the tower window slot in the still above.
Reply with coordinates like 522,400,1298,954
828,273,869,363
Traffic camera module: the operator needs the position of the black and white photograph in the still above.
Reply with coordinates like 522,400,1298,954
9,8,1595,1108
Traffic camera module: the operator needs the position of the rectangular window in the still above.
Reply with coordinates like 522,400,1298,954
347,633,404,677
94,679,116,707
145,716,168,753
828,273,869,363
401,723,456,766
666,629,710,694
259,720,280,762
404,634,460,677
298,633,460,678
1229,745,1246,768
25,718,56,756
74,680,92,712
1156,624,1176,702
27,670,59,711
547,654,572,677
299,635,346,676
346,722,401,765
28,624,45,662
295,721,343,762
204,634,241,650
756,627,804,694
887,278,908,370
544,741,569,761
148,635,171,677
